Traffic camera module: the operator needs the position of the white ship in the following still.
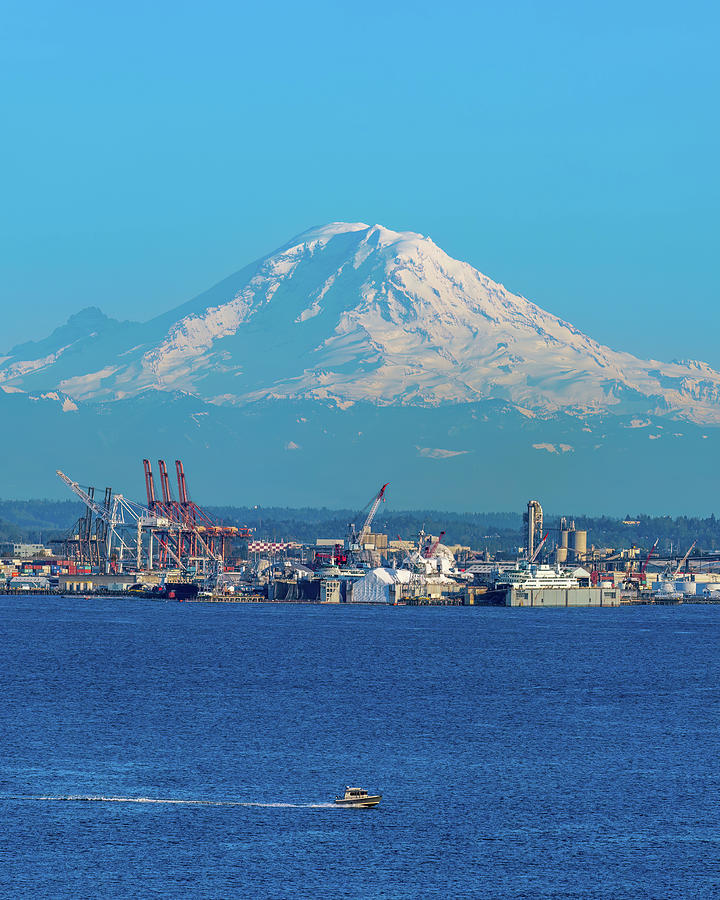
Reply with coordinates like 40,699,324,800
495,562,580,590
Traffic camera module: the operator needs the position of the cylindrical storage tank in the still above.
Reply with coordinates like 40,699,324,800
560,530,569,549
572,530,587,558
556,547,568,564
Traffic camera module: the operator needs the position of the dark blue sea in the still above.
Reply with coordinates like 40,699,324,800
1,597,719,898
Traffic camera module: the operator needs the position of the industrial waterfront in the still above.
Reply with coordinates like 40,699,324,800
3,459,720,609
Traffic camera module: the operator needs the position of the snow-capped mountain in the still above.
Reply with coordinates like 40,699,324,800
3,221,720,424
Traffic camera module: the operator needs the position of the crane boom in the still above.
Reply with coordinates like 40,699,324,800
143,459,157,507
57,470,168,527
640,538,659,574
57,471,113,522
358,483,389,542
175,459,190,505
673,541,696,576
530,532,549,563
158,459,173,505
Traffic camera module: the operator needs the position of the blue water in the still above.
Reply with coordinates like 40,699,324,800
1,597,719,898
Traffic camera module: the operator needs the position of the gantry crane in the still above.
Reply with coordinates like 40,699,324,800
141,459,250,570
57,469,177,572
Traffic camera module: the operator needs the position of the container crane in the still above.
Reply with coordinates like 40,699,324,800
56,470,176,571
58,471,113,522
143,459,158,510
141,458,251,572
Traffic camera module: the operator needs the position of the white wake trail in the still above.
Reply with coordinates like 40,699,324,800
3,795,335,808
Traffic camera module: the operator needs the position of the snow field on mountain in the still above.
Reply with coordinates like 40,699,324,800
2,221,720,424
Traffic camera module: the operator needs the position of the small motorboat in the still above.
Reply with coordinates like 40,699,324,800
334,786,382,808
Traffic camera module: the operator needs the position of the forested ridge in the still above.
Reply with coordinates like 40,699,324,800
1,499,717,555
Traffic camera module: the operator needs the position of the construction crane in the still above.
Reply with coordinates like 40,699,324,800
673,541,696,576
640,538,659,575
349,483,389,546
358,482,389,544
346,483,389,562
424,531,445,559
621,538,659,590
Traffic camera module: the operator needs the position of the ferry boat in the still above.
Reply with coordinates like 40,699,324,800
495,561,579,590
334,787,382,808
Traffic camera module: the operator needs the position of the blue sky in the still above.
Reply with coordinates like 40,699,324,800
2,0,718,365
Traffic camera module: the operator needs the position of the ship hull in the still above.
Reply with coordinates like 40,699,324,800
334,795,381,808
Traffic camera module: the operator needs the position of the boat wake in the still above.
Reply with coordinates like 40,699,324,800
3,795,335,808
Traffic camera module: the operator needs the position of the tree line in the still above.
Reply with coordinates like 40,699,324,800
0,499,716,555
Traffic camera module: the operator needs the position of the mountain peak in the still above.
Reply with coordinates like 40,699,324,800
3,223,720,424
68,306,110,326
285,221,370,247
285,221,434,256
5,306,117,358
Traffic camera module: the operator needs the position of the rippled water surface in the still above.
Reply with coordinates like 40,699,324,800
1,597,719,898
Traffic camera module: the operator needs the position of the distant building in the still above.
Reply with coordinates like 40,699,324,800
9,575,51,591
11,543,52,559
57,574,137,593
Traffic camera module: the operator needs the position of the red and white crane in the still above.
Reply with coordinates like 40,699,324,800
356,483,389,544
424,531,446,559
530,532,549,563
640,538,659,576
346,483,389,561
